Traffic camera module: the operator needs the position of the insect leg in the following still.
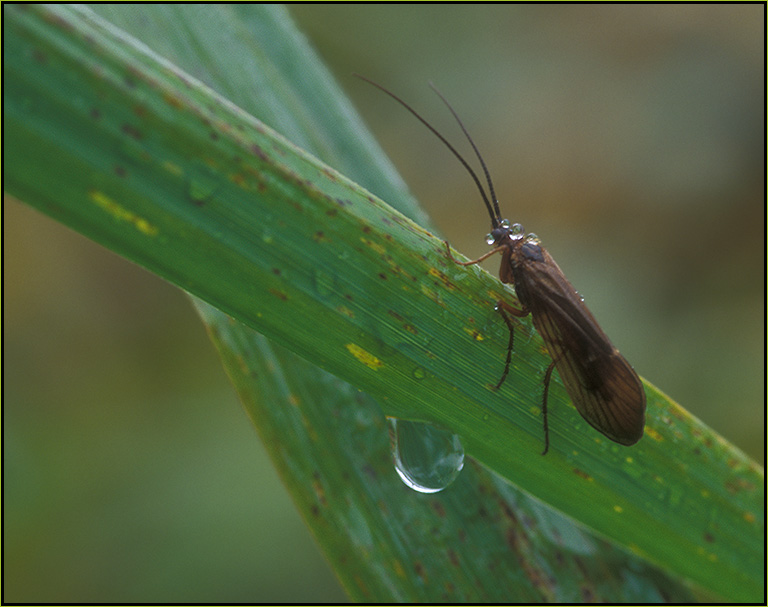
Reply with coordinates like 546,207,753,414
540,359,557,455
492,300,529,389
444,241,505,266
493,304,515,390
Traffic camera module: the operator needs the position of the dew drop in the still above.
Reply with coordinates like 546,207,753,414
668,484,684,507
388,418,464,493
412,367,426,380
188,176,217,204
314,269,334,297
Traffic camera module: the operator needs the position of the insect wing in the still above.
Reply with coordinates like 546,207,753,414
515,245,646,445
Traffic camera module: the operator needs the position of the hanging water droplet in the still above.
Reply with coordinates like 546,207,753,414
388,418,464,493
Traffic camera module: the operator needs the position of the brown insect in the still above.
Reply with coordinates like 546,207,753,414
356,74,646,453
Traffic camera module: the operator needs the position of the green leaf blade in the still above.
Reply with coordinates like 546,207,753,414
4,4,762,601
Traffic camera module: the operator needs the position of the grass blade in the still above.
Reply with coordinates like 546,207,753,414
4,4,762,601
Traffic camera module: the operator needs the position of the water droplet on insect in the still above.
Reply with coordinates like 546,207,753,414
388,418,464,493
485,233,495,245
509,222,525,237
526,233,540,244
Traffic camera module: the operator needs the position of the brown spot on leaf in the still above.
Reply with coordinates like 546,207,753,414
321,167,338,181
573,468,593,481
250,144,269,162
414,561,427,582
447,548,460,567
121,124,143,140
430,501,446,518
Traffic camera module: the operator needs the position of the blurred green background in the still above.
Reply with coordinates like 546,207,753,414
4,4,763,602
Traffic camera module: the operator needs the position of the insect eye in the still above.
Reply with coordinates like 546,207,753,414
487,226,509,244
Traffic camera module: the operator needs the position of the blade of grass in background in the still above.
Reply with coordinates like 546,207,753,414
4,4,762,601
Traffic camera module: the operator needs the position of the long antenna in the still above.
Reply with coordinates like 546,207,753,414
354,74,500,228
427,82,501,223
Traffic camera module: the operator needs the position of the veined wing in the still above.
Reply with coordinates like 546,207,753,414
516,244,646,445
